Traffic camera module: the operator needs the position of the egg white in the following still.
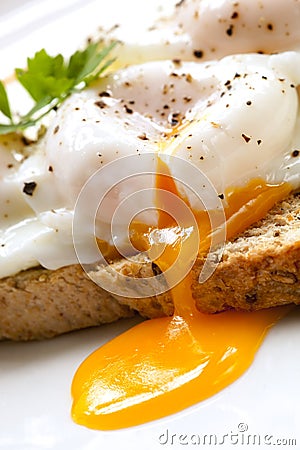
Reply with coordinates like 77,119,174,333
102,0,300,67
1,50,300,278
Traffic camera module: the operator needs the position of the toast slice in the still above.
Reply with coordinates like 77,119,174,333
1,192,299,340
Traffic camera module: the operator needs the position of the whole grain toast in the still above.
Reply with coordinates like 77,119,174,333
1,192,299,340
192,192,300,313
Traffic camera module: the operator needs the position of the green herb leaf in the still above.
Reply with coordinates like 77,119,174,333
16,50,70,102
68,41,117,85
0,41,117,136
0,81,12,120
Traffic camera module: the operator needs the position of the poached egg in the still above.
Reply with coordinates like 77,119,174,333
100,0,300,66
1,51,300,278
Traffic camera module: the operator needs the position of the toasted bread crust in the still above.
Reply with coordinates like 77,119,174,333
0,265,134,340
1,193,300,340
192,192,300,313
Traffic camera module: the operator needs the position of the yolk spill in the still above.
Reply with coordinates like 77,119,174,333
71,167,292,431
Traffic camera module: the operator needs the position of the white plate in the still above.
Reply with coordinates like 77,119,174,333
0,312,300,450
0,1,300,449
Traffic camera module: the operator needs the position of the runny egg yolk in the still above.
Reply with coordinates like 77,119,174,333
71,166,292,431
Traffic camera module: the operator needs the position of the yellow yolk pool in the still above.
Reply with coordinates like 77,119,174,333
71,293,290,430
71,175,292,430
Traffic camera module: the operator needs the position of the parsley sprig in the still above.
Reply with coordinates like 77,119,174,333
0,41,117,135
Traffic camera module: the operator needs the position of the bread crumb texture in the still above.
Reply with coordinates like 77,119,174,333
192,193,300,312
0,265,134,340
